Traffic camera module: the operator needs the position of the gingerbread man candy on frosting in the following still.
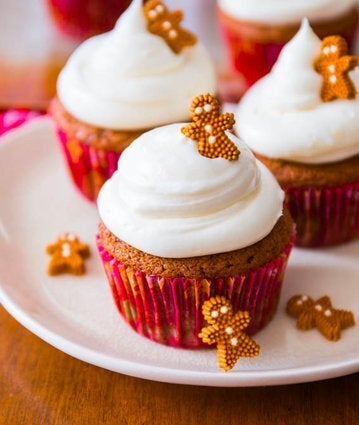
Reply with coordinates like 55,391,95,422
182,94,240,161
143,0,197,54
199,296,260,371
314,35,358,102
46,233,90,276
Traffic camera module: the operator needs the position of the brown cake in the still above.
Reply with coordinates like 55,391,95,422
256,154,359,188
50,97,145,152
98,208,293,279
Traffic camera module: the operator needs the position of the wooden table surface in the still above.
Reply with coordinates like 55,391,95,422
0,307,358,425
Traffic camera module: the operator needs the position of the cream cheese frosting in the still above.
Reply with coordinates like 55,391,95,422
57,0,216,130
98,123,284,258
218,0,357,24
236,20,359,164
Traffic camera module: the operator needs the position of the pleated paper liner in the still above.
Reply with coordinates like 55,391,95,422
57,129,121,202
286,182,359,247
97,235,295,349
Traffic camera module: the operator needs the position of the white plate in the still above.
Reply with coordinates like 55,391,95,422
0,117,358,387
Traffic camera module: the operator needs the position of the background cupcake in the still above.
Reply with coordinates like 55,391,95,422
46,0,132,39
50,0,216,201
236,20,359,247
97,95,294,348
218,0,358,89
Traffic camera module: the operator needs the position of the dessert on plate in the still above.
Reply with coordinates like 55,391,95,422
217,0,358,87
50,0,216,201
96,94,294,349
236,20,359,247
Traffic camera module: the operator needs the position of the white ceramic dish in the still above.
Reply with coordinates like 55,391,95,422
0,117,358,387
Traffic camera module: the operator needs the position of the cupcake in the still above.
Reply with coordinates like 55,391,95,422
96,94,294,348
236,20,359,247
218,0,358,88
50,0,216,201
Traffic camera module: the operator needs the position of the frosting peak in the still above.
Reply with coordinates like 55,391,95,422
236,21,359,164
265,19,322,111
98,124,284,258
114,0,145,33
57,0,216,130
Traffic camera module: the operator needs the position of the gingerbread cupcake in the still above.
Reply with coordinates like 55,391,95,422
96,94,294,348
50,0,216,201
218,0,358,88
236,20,359,247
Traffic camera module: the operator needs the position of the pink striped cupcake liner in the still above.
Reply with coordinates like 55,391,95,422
97,235,295,349
57,129,121,202
286,182,359,247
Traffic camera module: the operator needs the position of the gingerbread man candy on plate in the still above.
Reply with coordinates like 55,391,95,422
143,0,197,54
46,233,90,276
182,94,240,161
287,295,355,341
314,35,358,102
199,296,260,371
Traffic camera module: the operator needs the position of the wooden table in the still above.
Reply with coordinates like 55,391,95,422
0,307,358,425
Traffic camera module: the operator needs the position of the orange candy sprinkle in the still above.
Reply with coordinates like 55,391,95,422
199,296,260,371
46,233,90,276
143,0,197,54
314,35,358,102
182,94,240,161
287,294,355,341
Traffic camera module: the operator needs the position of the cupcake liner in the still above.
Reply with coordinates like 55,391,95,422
46,0,131,39
218,10,358,88
57,129,121,202
286,182,359,247
97,236,294,349
219,27,283,87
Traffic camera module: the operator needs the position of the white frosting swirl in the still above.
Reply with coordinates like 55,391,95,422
236,20,359,164
98,123,284,258
57,0,216,130
218,0,357,24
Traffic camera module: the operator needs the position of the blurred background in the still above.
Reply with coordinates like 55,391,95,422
1,0,358,110
0,0,230,110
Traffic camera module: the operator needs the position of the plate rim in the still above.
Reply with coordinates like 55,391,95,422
1,284,358,387
0,117,358,387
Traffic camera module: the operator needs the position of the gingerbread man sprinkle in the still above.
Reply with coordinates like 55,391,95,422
314,35,358,102
46,233,90,276
143,0,197,54
199,296,260,371
287,295,355,341
182,94,240,161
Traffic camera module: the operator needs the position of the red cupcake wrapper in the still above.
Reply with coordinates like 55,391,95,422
286,182,359,247
219,14,358,88
220,27,284,88
46,0,131,39
57,129,121,202
97,236,294,349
